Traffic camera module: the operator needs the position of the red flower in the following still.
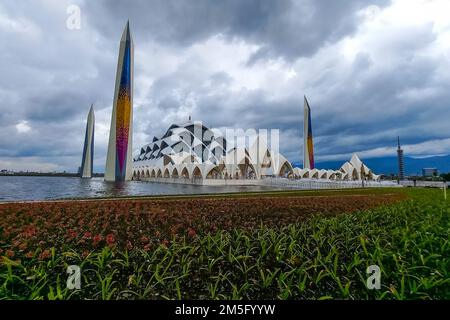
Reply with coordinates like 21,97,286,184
106,233,115,246
67,229,77,239
25,251,33,259
83,232,92,239
39,249,51,261
92,234,103,246
23,226,37,238
187,227,197,238
6,250,15,258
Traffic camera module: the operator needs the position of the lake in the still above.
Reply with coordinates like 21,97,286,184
0,176,280,202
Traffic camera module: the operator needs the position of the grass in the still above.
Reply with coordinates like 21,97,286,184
0,188,449,300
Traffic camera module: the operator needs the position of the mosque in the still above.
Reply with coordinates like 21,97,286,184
131,115,380,184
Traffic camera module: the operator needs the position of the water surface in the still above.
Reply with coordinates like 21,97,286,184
0,176,279,202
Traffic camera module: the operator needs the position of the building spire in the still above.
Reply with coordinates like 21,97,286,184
303,95,315,169
397,136,405,182
80,104,95,178
105,20,134,182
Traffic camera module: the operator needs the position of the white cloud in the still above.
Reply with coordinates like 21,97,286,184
15,120,31,133
0,156,60,172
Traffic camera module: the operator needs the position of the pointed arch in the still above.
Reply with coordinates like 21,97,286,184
163,168,170,178
181,167,189,179
206,166,221,179
192,166,202,179
309,169,319,179
278,161,294,178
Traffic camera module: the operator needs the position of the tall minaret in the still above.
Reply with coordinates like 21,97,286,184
303,96,315,169
105,21,134,181
80,104,95,178
397,136,405,182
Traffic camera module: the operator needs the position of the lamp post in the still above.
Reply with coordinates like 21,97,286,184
444,180,447,200
361,164,365,188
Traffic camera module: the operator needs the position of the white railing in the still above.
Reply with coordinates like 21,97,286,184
139,176,401,189
260,177,399,190
399,180,447,188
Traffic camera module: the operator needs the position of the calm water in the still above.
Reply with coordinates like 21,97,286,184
0,176,280,202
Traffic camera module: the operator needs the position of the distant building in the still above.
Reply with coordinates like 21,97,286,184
422,168,438,177
397,136,405,181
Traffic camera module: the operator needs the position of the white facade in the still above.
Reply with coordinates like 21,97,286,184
292,154,380,181
132,121,293,182
132,121,380,184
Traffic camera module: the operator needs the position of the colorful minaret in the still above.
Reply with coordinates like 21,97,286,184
105,21,134,181
397,136,405,182
80,104,95,178
303,96,315,169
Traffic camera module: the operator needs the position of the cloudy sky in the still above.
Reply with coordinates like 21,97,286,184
1,0,450,172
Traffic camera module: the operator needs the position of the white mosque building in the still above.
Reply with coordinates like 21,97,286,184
132,120,295,183
132,120,380,185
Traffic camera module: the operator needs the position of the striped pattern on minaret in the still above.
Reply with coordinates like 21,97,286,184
105,21,134,181
80,104,95,178
397,136,405,181
303,96,315,169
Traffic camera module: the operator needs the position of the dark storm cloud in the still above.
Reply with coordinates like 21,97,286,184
26,91,89,121
87,0,389,62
